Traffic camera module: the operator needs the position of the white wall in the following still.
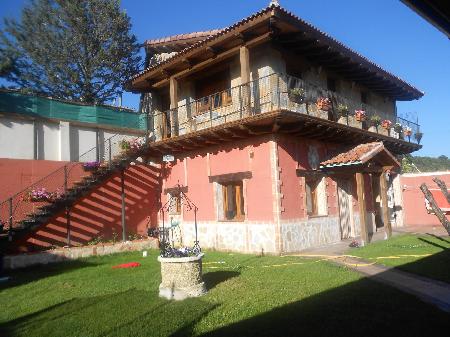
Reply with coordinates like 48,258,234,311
0,115,142,162
0,117,35,159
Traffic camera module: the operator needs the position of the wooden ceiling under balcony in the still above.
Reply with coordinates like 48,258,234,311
145,110,421,159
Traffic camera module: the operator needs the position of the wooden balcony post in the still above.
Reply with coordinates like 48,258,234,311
380,169,392,238
169,76,178,136
240,46,251,116
356,172,369,245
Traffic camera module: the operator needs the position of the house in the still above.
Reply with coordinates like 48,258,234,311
1,2,423,254
125,1,423,253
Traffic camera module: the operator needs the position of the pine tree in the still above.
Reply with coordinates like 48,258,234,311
0,0,141,104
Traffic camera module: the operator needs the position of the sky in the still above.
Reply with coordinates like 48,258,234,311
1,0,449,157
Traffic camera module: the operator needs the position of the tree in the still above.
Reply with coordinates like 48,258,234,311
0,0,141,104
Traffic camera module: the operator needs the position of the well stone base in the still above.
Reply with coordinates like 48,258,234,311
158,253,207,300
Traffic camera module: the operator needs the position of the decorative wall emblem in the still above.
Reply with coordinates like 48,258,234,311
308,145,320,170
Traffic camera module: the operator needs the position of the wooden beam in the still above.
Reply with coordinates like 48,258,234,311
356,172,369,245
169,76,178,137
151,32,271,88
379,170,392,238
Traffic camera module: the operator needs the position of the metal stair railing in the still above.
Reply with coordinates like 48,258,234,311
0,133,146,242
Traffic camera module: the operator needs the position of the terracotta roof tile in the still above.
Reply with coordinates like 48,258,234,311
144,29,222,46
128,3,423,99
320,142,384,168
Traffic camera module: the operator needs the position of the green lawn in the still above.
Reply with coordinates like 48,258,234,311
349,234,450,283
0,249,448,337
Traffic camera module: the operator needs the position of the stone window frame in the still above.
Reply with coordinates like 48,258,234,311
297,170,329,218
210,171,251,222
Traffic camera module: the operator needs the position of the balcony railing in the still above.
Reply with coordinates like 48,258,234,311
150,73,421,144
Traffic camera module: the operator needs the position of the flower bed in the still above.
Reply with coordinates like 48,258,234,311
83,161,101,172
22,188,64,202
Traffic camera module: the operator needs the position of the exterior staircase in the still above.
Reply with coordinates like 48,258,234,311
0,134,151,253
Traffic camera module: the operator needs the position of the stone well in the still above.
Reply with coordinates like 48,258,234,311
158,253,206,300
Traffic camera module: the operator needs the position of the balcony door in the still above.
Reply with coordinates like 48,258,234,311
195,69,231,115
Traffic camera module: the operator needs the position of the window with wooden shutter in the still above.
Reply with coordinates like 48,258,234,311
305,177,319,216
220,181,245,221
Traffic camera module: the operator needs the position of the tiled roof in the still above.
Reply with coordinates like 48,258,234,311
128,2,423,98
320,142,387,168
128,4,274,82
144,29,222,46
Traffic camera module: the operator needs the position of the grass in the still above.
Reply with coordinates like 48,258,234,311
0,249,448,337
349,233,450,283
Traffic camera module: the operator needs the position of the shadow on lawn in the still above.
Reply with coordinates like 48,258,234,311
203,271,240,290
0,289,218,337
0,259,96,291
192,275,449,337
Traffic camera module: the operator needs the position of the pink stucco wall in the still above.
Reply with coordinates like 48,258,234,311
277,136,341,220
0,158,68,202
161,136,275,223
401,173,450,227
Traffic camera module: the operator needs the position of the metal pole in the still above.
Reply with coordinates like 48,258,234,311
277,74,281,109
8,198,13,242
209,97,213,127
161,209,165,255
121,169,126,242
108,138,112,168
194,207,198,245
239,85,243,119
66,206,71,246
95,129,100,162
64,165,68,194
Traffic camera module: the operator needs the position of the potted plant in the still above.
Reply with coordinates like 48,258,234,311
369,115,381,133
393,122,403,139
119,138,143,156
316,97,332,111
23,187,52,202
403,126,412,141
336,104,349,124
381,119,392,129
288,87,306,104
355,110,367,122
83,161,101,172
414,131,423,144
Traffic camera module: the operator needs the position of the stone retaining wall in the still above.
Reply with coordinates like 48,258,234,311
2,238,158,270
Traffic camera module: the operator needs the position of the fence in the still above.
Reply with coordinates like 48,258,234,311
149,73,421,144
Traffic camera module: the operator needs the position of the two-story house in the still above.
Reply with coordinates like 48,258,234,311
130,2,422,253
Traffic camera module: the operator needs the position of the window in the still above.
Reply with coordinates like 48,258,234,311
220,181,245,221
168,193,181,215
305,177,327,216
327,77,337,92
195,69,232,115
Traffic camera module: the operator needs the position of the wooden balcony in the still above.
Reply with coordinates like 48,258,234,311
147,73,421,156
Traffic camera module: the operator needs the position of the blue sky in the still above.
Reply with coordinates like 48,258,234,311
1,0,449,157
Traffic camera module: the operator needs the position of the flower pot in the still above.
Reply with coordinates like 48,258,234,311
347,115,362,129
289,94,305,105
378,127,389,136
316,103,332,111
310,108,329,120
338,116,348,125
158,253,206,300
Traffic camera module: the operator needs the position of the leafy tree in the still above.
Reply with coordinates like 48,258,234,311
0,0,141,103
401,154,450,173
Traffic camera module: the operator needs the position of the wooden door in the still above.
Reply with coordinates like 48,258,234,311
337,179,354,239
